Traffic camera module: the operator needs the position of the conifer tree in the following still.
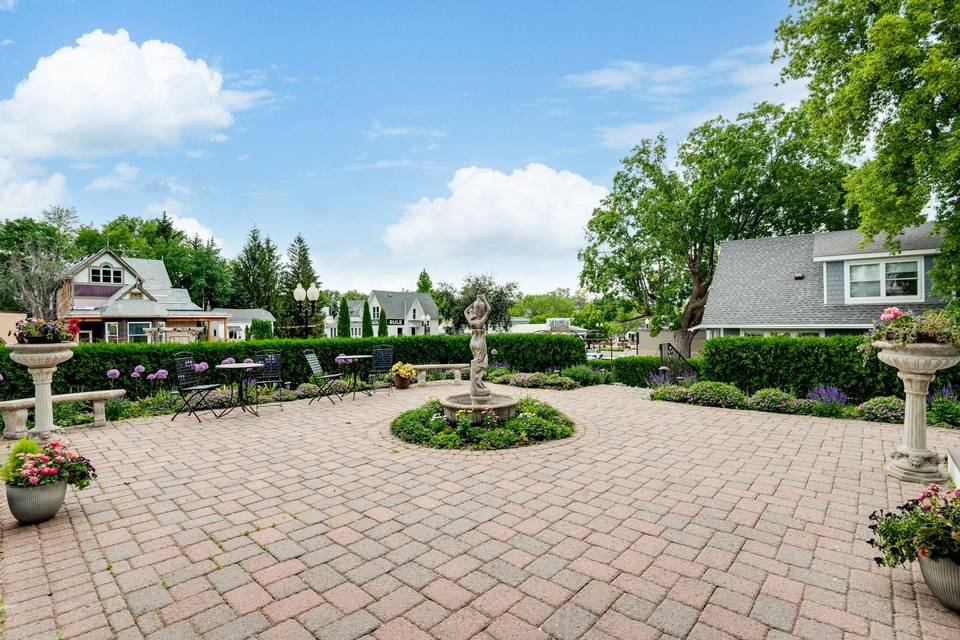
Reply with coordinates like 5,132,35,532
361,300,374,337
378,311,388,337
337,296,351,338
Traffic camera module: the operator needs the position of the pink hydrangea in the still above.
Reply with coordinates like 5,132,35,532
879,307,905,322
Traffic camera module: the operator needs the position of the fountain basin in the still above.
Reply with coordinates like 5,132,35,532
441,393,519,422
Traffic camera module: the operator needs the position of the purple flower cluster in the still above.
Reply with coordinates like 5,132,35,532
807,385,847,406
193,362,209,373
928,383,957,406
221,357,236,365
106,368,120,380
645,370,672,388
334,353,354,365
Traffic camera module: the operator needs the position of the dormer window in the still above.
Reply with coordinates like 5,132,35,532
91,263,122,284
845,258,921,303
411,308,416,320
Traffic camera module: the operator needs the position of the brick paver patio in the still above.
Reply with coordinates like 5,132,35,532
2,383,960,640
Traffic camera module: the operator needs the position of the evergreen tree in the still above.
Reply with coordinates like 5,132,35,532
231,227,282,315
416,269,433,293
361,300,374,337
337,296,351,338
378,311,388,337
279,234,320,334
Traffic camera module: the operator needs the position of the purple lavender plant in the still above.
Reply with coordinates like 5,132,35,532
928,383,957,406
646,370,672,388
807,385,848,406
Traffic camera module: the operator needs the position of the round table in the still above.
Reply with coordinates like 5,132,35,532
215,362,264,417
337,354,373,400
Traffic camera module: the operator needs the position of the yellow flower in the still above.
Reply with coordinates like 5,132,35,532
391,362,415,380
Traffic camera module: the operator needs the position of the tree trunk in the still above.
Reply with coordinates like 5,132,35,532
675,279,710,357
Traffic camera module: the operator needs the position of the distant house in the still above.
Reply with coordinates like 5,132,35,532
0,311,26,345
698,223,944,338
325,291,440,338
57,248,266,343
502,317,589,337
210,308,277,341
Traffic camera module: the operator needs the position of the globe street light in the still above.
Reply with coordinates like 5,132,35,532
293,283,318,337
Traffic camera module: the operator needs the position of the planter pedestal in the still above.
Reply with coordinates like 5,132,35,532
874,342,959,483
6,342,76,441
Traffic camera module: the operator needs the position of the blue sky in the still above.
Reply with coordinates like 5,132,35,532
0,0,801,293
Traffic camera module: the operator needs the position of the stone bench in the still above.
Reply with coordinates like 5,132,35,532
412,363,469,385
1,389,127,440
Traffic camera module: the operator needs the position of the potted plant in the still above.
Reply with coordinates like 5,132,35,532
2,438,96,525
860,308,960,483
869,484,960,613
390,362,415,390
7,317,80,439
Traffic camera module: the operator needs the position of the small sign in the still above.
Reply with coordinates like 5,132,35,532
388,319,404,326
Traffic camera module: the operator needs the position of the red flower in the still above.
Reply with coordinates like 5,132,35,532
919,549,929,557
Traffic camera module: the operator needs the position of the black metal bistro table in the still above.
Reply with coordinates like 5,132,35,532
337,354,372,400
215,362,264,417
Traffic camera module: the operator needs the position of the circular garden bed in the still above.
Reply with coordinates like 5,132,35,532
390,397,574,450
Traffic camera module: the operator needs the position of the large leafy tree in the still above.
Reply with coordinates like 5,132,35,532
510,291,579,320
775,0,960,293
181,236,233,310
580,102,855,355
449,274,521,332
416,269,433,293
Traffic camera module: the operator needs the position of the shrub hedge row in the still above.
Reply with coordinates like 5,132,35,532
0,333,586,401
611,356,704,388
699,336,960,401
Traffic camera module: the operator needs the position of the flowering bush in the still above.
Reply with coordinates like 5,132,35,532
645,370,673,388
807,385,848,406
686,381,746,408
748,388,797,412
650,384,691,403
2,439,96,489
856,396,905,423
390,362,416,380
868,484,960,567
859,308,960,361
13,317,79,344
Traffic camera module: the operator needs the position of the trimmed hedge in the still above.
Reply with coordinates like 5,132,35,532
700,336,960,402
611,356,704,388
0,333,586,401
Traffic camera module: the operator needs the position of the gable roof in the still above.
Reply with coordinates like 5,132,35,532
371,291,439,320
64,247,143,283
700,226,942,329
211,308,276,324
812,221,940,260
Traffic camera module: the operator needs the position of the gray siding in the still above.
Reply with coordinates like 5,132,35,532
723,328,740,337
925,255,939,302
824,261,844,304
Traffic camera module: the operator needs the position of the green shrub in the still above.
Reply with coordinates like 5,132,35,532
249,319,274,340
1,437,40,482
105,398,134,421
650,385,691,403
561,365,610,386
808,400,847,418
687,381,745,408
0,334,586,402
929,397,960,427
612,356,704,387
489,369,513,384
856,396,905,423
510,372,549,388
699,336,960,401
391,397,573,450
54,401,93,426
747,388,797,413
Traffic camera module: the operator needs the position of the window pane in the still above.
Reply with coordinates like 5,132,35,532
127,322,150,343
850,264,880,281
91,268,100,283
112,270,122,283
885,261,918,296
850,280,882,297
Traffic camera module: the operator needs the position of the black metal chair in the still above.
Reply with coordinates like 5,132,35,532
303,350,343,404
171,352,219,422
252,350,284,411
368,345,394,394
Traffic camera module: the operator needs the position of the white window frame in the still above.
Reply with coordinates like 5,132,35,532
105,322,119,343
742,329,825,338
127,321,151,343
844,257,924,304
78,330,93,343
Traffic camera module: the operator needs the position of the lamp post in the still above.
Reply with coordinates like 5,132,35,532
293,283,320,337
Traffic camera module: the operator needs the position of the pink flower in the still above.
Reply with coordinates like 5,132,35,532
879,307,905,322
28,476,39,485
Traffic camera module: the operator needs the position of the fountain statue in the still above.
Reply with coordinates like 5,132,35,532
440,295,518,422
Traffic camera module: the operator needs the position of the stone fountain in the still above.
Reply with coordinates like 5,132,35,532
440,294,518,422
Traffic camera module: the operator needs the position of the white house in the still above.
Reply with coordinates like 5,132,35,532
210,308,277,341
325,291,441,338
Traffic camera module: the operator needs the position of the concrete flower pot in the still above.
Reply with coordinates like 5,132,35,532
7,342,76,439
394,376,411,390
919,556,960,613
873,341,960,483
5,481,67,525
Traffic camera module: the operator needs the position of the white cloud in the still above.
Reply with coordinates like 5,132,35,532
0,28,267,158
569,42,808,149
145,197,223,248
363,120,448,139
0,1,15,12
0,39,15,46
343,159,436,172
378,163,606,291
0,157,68,218
86,162,140,191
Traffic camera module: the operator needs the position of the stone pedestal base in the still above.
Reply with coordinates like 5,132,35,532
886,446,947,483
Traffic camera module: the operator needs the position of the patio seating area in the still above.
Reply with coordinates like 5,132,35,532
2,383,958,639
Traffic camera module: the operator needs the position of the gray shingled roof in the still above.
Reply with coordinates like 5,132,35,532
347,299,365,318
813,221,940,258
211,308,275,324
371,291,439,320
700,229,942,329
99,299,171,318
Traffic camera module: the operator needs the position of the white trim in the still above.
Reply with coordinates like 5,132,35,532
813,248,937,262
104,321,119,343
822,262,828,304
696,323,874,330
843,256,924,305
741,329,826,338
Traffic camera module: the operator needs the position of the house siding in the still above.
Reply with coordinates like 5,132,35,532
824,261,844,304
925,255,938,302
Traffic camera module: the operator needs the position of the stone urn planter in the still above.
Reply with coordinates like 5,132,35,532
918,556,960,613
7,342,77,440
5,480,67,525
873,341,960,483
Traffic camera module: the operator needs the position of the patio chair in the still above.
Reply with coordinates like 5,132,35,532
368,345,394,394
303,350,343,405
171,352,219,422
252,350,284,411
